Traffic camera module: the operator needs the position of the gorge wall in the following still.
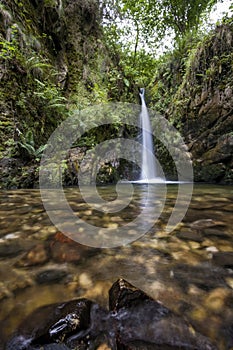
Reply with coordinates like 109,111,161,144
167,23,233,184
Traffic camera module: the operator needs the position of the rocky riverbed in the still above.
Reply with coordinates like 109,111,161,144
0,184,232,349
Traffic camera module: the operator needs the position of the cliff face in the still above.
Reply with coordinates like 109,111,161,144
0,0,112,188
171,24,233,183
0,0,103,141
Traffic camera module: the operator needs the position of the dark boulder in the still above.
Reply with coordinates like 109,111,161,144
6,279,217,350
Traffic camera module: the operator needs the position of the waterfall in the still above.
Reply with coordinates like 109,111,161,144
139,88,157,180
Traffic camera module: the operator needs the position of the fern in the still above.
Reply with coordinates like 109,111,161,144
17,130,47,161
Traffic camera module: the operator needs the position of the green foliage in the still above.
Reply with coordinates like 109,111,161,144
17,130,47,161
102,0,219,55
44,0,57,8
101,0,218,103
0,4,68,148
0,24,23,60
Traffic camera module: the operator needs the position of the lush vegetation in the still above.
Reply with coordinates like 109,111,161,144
0,0,233,187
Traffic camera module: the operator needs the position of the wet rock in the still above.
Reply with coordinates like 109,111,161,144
0,157,24,189
6,279,217,350
204,287,232,313
203,228,231,238
109,278,153,311
212,251,233,268
6,299,92,350
189,219,226,230
0,241,23,257
176,228,203,242
206,246,219,253
172,263,231,291
109,279,216,350
83,281,112,304
171,250,204,265
78,272,93,288
41,345,70,350
50,241,87,263
220,321,233,350
35,269,68,284
225,277,233,289
0,265,33,299
15,244,49,267
50,233,97,264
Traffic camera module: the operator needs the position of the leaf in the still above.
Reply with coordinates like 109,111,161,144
123,78,130,87
34,144,47,157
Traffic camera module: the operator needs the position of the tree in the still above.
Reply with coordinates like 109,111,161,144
113,0,220,53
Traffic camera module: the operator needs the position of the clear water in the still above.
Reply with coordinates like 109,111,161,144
0,184,232,349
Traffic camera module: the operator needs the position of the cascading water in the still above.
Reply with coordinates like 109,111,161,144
139,88,157,180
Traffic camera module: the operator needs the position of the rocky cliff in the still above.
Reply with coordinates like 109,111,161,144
171,23,233,183
0,0,116,188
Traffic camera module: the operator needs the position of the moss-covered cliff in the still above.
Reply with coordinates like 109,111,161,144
174,23,233,183
151,22,233,184
0,0,133,188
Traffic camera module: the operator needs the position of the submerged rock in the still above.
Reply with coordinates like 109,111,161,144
212,251,233,268
35,268,68,284
6,279,217,350
15,244,49,267
172,263,231,291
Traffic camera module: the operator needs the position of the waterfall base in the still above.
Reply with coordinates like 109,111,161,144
133,177,190,184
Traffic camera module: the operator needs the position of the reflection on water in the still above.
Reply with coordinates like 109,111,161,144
0,184,232,349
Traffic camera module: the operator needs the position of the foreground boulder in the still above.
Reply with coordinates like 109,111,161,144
6,279,217,350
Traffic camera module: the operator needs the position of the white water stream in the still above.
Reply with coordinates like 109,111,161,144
139,88,160,181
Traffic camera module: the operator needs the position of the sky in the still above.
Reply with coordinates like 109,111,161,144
155,0,233,55
210,0,232,22
111,0,233,56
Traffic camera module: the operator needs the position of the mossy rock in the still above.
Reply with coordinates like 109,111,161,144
194,162,226,183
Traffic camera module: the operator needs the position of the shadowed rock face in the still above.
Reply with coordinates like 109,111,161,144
171,24,233,184
6,279,217,350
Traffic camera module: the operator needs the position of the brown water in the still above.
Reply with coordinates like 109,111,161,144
0,184,232,349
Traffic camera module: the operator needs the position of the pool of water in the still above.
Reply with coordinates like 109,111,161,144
0,184,232,349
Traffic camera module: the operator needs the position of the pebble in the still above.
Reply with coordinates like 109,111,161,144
222,203,233,212
188,284,205,296
67,281,79,293
212,252,233,267
97,344,111,350
84,281,112,304
168,240,190,252
203,228,231,238
171,251,202,265
0,241,23,257
201,238,215,247
15,244,49,267
190,306,207,323
176,229,203,242
188,241,201,250
206,246,219,253
0,282,13,299
217,242,233,252
204,288,231,313
79,272,93,288
0,266,33,296
190,219,226,229
225,277,233,289
172,264,229,291
35,268,67,284
4,233,20,240
51,241,88,263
